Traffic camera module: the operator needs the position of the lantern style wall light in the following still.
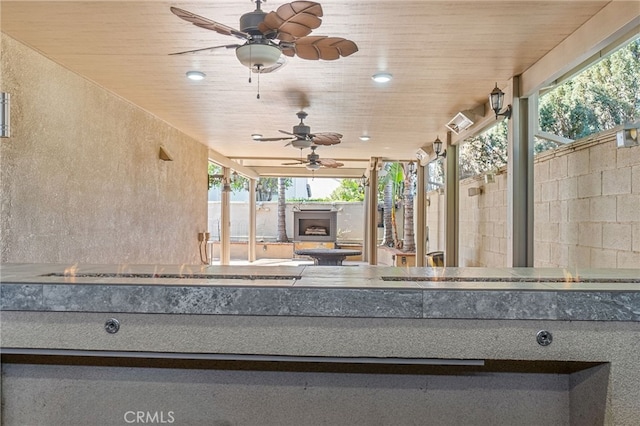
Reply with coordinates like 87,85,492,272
208,173,232,192
433,136,446,159
489,83,512,120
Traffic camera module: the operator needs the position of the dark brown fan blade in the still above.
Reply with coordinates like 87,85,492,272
289,36,358,60
260,2,323,39
169,44,240,56
318,158,343,168
311,132,342,146
170,7,250,40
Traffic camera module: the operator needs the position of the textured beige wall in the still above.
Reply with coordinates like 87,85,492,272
0,34,208,264
457,129,640,268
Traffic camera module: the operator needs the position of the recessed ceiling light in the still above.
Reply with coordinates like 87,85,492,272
251,133,263,140
359,135,371,141
186,71,206,81
372,72,392,83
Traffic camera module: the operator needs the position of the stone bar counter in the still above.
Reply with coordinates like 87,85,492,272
1,263,639,425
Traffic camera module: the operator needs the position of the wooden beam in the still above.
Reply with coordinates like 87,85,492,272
208,149,260,179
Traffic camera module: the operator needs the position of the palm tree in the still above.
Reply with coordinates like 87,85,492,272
401,162,416,253
378,162,416,251
276,177,289,242
379,163,405,248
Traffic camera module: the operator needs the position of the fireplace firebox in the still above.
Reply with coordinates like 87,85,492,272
293,210,337,242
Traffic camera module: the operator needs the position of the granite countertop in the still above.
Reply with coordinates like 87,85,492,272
1,263,639,321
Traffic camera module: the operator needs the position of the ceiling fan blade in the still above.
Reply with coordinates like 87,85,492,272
254,136,295,142
260,2,323,40
289,36,358,60
278,130,296,136
170,7,250,40
169,44,240,56
311,132,342,146
282,160,307,165
319,159,343,168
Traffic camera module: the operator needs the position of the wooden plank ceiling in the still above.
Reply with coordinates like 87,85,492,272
1,0,610,176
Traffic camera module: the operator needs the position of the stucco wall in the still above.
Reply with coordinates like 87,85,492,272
457,129,640,268
0,34,208,264
208,201,366,242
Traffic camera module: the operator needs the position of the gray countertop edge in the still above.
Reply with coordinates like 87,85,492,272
1,283,639,322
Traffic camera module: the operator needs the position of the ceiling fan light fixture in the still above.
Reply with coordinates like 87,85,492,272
291,139,313,149
251,133,263,140
236,43,281,69
372,72,393,83
359,135,371,141
306,162,321,171
186,70,206,81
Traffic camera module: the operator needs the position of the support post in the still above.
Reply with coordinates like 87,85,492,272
507,76,534,267
362,182,370,262
220,167,231,265
367,160,380,265
415,163,426,266
248,178,257,263
444,132,459,267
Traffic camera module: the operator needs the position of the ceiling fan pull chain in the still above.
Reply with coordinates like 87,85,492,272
248,46,252,84
256,65,261,99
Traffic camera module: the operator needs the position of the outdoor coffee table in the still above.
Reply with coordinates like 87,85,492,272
294,248,362,266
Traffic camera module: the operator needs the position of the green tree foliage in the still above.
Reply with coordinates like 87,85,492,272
457,38,639,179
328,179,365,201
540,38,639,140
459,122,508,180
208,163,292,201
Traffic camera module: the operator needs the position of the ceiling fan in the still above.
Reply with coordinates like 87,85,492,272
169,1,358,74
253,110,342,149
282,146,344,170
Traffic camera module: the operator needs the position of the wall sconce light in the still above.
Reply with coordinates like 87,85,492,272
616,124,639,148
433,136,446,159
489,83,512,120
208,173,231,192
360,174,370,187
1,93,10,138
159,146,173,161
407,161,416,175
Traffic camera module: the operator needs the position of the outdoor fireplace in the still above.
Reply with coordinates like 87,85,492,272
294,209,337,242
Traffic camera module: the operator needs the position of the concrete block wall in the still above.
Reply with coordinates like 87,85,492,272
534,131,640,268
459,173,508,267
457,129,639,268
